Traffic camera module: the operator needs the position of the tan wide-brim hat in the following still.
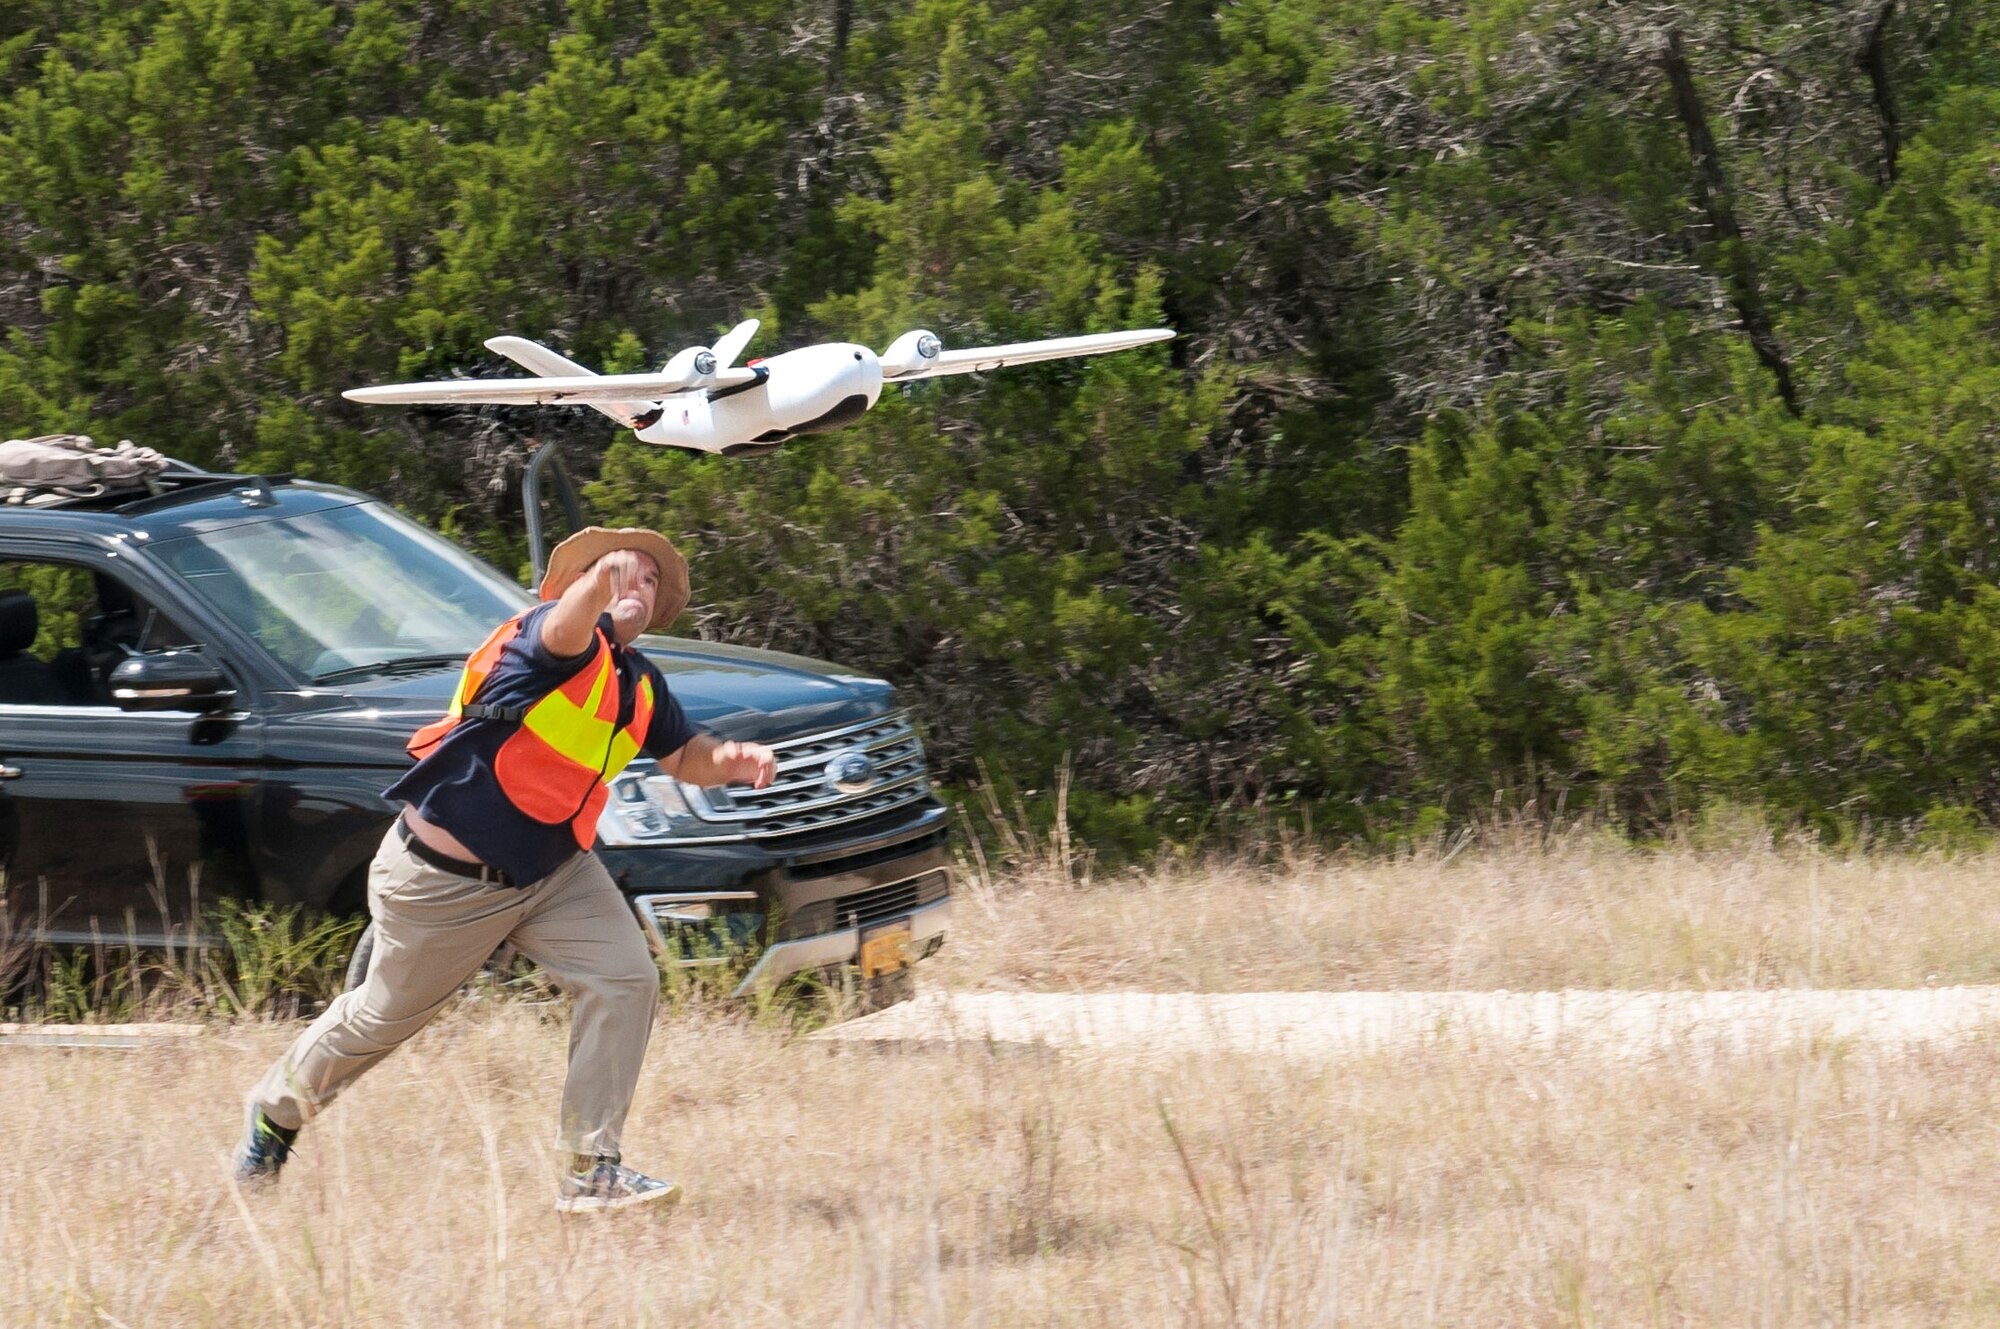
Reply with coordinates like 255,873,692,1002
539,526,689,633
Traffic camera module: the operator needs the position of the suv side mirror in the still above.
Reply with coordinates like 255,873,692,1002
108,650,237,712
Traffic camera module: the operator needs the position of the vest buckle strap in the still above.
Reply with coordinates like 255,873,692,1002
462,702,527,723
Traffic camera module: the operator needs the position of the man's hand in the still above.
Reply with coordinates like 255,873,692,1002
597,550,652,603
711,739,777,789
666,735,777,789
543,549,659,655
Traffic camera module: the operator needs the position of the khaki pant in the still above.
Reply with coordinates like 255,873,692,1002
249,827,659,1158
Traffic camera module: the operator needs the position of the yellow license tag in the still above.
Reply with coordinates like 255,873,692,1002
858,920,913,978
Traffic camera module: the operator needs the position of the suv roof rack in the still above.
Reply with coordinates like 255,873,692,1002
8,454,295,515
110,462,295,515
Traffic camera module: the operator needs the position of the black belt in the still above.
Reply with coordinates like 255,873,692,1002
396,818,518,887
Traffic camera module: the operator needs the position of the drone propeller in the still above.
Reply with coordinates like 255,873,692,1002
879,327,1174,381
657,316,761,386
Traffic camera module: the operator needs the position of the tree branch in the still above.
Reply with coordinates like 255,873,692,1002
1658,28,1802,417
1857,1,1900,184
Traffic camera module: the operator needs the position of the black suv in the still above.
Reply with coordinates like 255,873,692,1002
0,461,951,995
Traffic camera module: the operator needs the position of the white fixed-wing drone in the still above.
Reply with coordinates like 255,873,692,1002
343,321,1175,457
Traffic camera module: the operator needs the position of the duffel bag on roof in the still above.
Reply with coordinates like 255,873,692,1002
0,433,168,505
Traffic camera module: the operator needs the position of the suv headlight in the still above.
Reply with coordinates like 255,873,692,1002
601,769,711,843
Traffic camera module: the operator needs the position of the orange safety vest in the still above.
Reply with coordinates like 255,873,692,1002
408,612,656,850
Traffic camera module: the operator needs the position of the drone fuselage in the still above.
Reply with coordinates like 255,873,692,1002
635,342,885,456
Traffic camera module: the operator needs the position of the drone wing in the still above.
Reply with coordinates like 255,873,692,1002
343,354,756,409
880,328,1174,382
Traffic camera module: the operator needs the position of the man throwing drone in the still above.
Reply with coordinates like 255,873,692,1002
234,526,776,1213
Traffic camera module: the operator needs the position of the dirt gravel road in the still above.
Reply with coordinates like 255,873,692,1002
817,987,2000,1058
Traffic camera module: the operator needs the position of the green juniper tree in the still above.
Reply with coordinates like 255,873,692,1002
3,0,1998,846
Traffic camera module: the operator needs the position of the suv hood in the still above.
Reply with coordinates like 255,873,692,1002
328,636,896,738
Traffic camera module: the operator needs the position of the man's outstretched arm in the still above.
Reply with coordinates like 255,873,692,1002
541,555,621,657
660,734,777,789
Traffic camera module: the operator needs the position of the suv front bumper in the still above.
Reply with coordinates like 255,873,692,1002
600,800,954,996
625,880,951,996
730,893,950,996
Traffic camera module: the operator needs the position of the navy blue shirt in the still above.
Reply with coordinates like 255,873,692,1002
386,602,699,883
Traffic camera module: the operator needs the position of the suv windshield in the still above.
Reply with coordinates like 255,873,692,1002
150,502,533,683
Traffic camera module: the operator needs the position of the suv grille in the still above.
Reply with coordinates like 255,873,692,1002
686,711,932,838
835,869,950,930
777,869,952,941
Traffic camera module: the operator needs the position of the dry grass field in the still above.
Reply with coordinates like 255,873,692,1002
938,829,2000,992
9,836,2000,1326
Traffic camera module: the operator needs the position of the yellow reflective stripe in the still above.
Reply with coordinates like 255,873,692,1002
605,729,641,773
521,647,617,761
441,615,527,721
447,665,478,716
512,640,652,783
604,675,652,773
